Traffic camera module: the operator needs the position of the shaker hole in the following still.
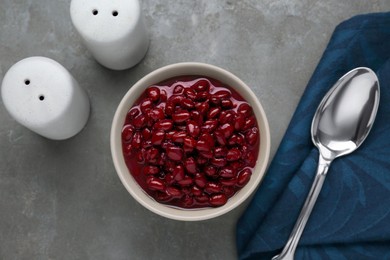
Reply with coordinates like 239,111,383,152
112,10,118,16
25,79,30,85
39,95,45,101
92,9,98,15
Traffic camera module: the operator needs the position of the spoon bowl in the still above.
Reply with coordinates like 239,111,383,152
273,67,380,260
312,67,380,160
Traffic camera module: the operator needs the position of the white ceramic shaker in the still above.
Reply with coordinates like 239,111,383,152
1,57,90,140
70,0,149,70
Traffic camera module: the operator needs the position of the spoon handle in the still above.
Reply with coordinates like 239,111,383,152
272,154,332,260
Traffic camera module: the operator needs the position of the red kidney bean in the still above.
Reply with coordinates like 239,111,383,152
137,151,144,163
184,88,197,100
191,185,203,196
196,156,208,165
227,148,241,161
183,145,194,153
230,160,244,170
159,89,167,102
176,125,187,132
195,101,209,114
172,111,190,123
165,174,175,185
183,136,196,148
221,99,233,109
191,79,210,92
173,165,185,181
196,91,209,101
243,116,256,130
201,120,218,133
133,114,146,129
164,160,176,173
210,95,220,105
165,103,174,115
143,165,159,175
128,108,140,120
219,166,235,178
144,147,159,162
196,140,211,152
154,119,173,131
212,90,231,99
220,178,237,186
199,132,214,145
186,121,200,138
165,131,176,140
241,145,249,156
214,130,227,146
214,147,227,158
219,110,235,124
181,188,191,196
156,191,172,202
146,177,165,191
168,95,183,105
194,173,207,188
236,133,245,145
145,115,154,128
166,146,183,161
237,168,252,187
238,103,253,117
156,152,166,166
171,131,186,143
234,113,246,130
123,143,133,156
200,150,213,159
204,182,222,194
142,128,152,140
184,157,197,174
204,165,217,177
219,123,234,138
161,140,174,150
151,130,165,145
174,85,184,94
149,108,165,121
166,186,182,198
190,110,203,125
246,127,259,145
207,107,221,119
195,194,209,203
140,98,153,114
146,86,160,102
122,125,134,142
181,98,194,109
178,176,194,186
209,193,228,206
228,134,239,146
245,153,257,167
131,132,142,149
211,157,227,167
182,195,194,207
222,186,235,198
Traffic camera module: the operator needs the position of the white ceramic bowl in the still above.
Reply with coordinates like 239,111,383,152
111,62,270,221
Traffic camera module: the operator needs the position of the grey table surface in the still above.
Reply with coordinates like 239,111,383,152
0,0,389,259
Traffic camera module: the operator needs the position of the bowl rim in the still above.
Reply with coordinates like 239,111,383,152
111,62,271,221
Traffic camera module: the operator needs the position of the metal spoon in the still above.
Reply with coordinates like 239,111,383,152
272,67,380,260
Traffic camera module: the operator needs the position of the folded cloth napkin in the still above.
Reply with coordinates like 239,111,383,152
237,12,390,260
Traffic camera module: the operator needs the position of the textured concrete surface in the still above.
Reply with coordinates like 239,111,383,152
0,0,389,259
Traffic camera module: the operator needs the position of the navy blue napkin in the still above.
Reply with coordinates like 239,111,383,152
237,12,390,260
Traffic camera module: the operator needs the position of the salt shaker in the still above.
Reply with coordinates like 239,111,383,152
70,0,149,70
1,57,90,140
